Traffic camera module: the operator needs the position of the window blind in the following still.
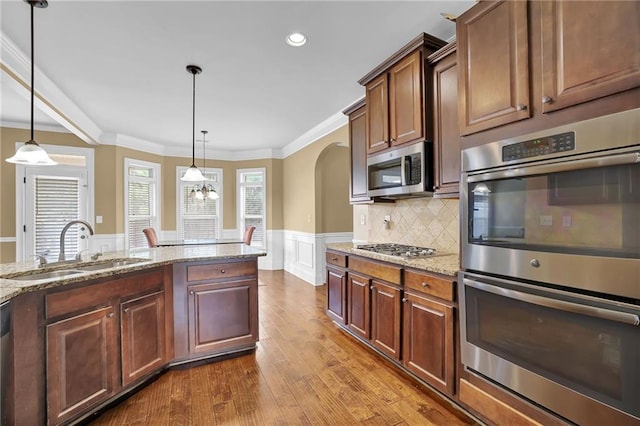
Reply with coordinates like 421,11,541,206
126,162,158,249
238,170,265,246
180,183,220,239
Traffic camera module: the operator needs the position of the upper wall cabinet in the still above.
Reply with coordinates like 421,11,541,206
456,0,530,136
359,33,446,154
457,0,640,140
343,99,371,203
539,1,640,113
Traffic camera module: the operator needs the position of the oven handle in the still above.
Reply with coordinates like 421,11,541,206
467,151,640,182
463,278,640,326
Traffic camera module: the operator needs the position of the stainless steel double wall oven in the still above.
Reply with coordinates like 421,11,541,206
459,109,640,426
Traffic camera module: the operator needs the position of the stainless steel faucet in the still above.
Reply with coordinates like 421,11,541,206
59,220,95,261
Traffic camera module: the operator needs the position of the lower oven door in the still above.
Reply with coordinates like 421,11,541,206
459,272,640,426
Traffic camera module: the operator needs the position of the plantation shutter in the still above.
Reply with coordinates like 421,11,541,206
128,180,152,248
34,176,80,262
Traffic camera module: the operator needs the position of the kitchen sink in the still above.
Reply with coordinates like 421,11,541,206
74,258,149,271
8,269,85,281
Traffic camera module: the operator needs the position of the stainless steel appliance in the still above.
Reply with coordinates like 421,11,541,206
367,142,433,198
459,108,640,426
356,243,436,258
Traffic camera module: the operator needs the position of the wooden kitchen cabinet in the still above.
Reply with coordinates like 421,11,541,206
347,271,371,340
360,33,446,154
120,291,166,387
46,306,118,425
326,250,348,325
371,279,402,361
173,259,259,361
402,269,456,396
430,42,460,197
456,0,530,136
457,0,640,141
539,1,640,114
343,100,371,203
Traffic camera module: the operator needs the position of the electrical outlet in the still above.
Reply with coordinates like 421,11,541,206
96,215,103,224
540,215,553,226
360,214,366,225
563,215,572,227
384,215,391,222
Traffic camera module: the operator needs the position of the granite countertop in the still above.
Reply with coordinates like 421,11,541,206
326,242,460,277
0,244,266,303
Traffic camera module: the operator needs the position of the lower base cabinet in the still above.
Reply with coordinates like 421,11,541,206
371,280,402,360
46,306,118,425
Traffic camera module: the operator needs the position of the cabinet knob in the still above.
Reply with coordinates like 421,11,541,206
542,96,553,104
331,257,338,261
107,312,114,318
390,138,396,143
516,104,527,111
189,290,195,295
433,186,439,191
220,269,226,274
421,282,430,288
369,285,373,290
123,308,130,313
402,298,407,303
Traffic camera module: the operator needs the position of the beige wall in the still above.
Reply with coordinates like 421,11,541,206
315,144,352,233
283,124,350,233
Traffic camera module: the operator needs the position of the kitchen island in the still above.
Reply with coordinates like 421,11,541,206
0,244,266,426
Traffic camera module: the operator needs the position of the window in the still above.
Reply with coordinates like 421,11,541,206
125,159,160,249
237,168,265,247
177,167,222,240
16,144,93,262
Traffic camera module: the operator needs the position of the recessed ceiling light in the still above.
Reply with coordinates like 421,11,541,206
286,32,307,47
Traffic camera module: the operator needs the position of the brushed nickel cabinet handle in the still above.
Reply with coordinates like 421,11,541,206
421,282,430,288
517,104,527,111
123,308,130,313
542,96,553,104
107,312,114,318
331,257,338,261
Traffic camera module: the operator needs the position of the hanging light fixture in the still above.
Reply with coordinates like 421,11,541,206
200,130,219,200
6,0,56,166
181,64,206,182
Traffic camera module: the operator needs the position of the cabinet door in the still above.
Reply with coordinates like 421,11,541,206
47,306,117,425
349,105,371,202
433,51,460,197
347,272,371,340
540,1,640,113
371,280,402,360
121,291,166,387
457,0,530,135
389,50,424,146
326,266,348,325
365,74,389,154
402,292,454,396
188,278,258,355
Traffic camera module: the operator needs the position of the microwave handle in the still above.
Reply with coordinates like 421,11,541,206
467,151,640,183
401,155,410,185
463,277,640,326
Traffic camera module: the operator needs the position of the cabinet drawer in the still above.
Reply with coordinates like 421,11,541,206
326,252,347,268
404,269,454,301
186,260,256,282
349,256,401,285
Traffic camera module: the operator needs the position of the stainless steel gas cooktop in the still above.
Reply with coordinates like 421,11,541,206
356,243,436,258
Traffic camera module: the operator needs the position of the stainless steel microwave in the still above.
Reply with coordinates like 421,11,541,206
366,142,433,198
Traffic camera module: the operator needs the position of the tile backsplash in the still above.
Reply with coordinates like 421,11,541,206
364,198,459,254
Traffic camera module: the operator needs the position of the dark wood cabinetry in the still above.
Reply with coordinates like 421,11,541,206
430,42,460,197
120,291,166,387
343,100,371,203
173,258,259,361
457,0,530,136
539,1,640,114
371,280,402,360
46,306,118,425
347,271,371,340
457,0,640,143
326,251,348,324
360,33,446,154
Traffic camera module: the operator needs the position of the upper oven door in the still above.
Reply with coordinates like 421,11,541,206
461,147,640,299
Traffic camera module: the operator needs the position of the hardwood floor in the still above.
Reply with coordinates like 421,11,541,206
89,270,477,425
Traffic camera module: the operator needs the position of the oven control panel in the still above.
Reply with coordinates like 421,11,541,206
502,131,575,161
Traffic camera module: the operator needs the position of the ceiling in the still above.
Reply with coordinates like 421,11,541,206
0,0,473,158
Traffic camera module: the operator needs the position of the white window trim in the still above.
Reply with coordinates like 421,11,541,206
124,158,161,249
236,167,266,247
176,166,223,239
14,143,94,262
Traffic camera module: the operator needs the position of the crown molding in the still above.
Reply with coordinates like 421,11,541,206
280,108,349,158
1,32,102,145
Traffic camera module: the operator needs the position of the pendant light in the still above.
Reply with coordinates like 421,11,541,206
181,65,205,182
6,0,57,166
199,130,219,200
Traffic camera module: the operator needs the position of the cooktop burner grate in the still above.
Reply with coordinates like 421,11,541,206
356,243,436,258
